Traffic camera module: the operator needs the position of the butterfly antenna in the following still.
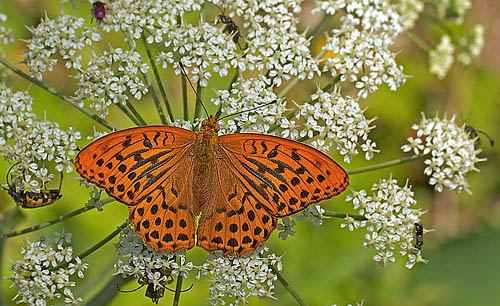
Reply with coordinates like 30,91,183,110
218,100,277,121
118,283,146,293
164,283,194,293
178,61,209,119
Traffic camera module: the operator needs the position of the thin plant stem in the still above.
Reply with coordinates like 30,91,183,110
182,70,189,121
216,67,240,118
141,34,174,122
57,220,129,270
271,265,309,306
347,153,429,175
406,31,431,53
324,211,366,220
125,100,147,126
116,103,141,126
193,81,203,121
123,31,167,125
0,198,115,239
85,274,134,306
0,56,115,131
172,272,184,306
307,14,330,40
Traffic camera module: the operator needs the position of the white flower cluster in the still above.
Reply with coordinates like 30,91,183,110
22,14,101,79
458,24,484,66
277,204,330,240
291,86,377,163
393,0,424,30
199,246,283,306
236,0,319,86
100,0,203,43
0,86,81,192
429,35,455,80
315,0,407,98
115,225,284,305
0,12,13,45
343,176,427,269
211,76,286,134
402,113,485,193
114,225,196,295
435,0,471,24
6,232,88,305
72,47,149,118
162,20,241,87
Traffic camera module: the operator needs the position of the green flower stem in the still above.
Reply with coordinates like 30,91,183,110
272,265,309,306
193,81,203,121
0,56,115,131
406,31,431,53
172,271,184,306
116,103,141,126
85,274,134,306
182,70,189,121
324,211,366,220
125,100,147,126
123,31,167,125
216,67,240,118
0,198,115,240
141,34,174,122
347,153,429,175
58,220,129,270
307,14,330,40
277,76,301,98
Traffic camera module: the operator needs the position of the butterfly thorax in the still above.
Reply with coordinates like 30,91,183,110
192,115,221,210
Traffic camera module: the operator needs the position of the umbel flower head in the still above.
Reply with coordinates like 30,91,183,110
0,86,80,193
343,176,427,269
402,113,485,194
114,224,282,305
6,232,88,305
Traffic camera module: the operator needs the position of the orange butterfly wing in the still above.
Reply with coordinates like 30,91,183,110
74,126,198,252
196,133,349,256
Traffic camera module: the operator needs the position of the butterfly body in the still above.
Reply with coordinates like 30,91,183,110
75,116,349,256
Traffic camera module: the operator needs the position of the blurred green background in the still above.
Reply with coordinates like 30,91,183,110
0,1,499,305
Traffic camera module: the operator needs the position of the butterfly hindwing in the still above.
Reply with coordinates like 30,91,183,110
196,154,277,256
218,133,349,217
75,126,197,252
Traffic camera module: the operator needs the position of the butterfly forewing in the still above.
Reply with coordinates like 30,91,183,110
218,134,349,217
75,126,198,252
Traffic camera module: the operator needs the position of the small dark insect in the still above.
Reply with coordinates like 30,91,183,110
465,124,494,147
3,163,63,208
218,13,240,45
91,1,107,21
119,267,193,304
414,223,424,251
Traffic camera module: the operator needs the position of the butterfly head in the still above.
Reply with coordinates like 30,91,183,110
199,115,220,136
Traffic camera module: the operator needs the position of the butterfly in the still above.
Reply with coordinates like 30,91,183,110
3,163,63,208
74,115,349,256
